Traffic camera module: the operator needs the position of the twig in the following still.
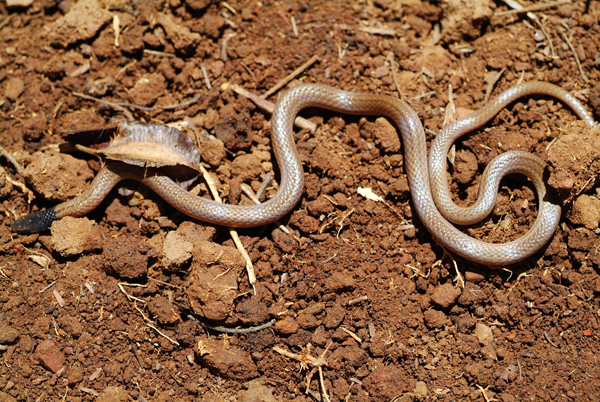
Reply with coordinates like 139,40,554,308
544,331,559,347
200,63,211,90
229,83,316,131
291,16,299,37
0,145,26,177
340,327,362,343
495,0,571,16
476,384,498,402
39,280,57,294
73,91,201,114
321,253,338,264
558,26,589,82
484,68,505,104
146,322,180,346
347,295,368,306
386,52,412,105
502,0,556,57
261,54,319,99
6,175,35,203
222,1,237,14
112,15,120,48
203,318,276,334
118,282,146,303
143,49,175,57
273,342,332,402
72,92,134,120
198,164,256,293
358,26,396,36
221,33,237,61
147,276,182,289
240,182,290,234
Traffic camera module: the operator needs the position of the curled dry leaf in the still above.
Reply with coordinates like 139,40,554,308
75,121,201,176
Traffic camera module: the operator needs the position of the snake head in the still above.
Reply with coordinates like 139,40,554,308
12,208,58,234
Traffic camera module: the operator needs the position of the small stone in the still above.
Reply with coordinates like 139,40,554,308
4,77,24,101
36,340,65,373
128,73,167,107
474,323,494,346
325,272,356,292
51,217,102,257
236,299,269,326
0,324,20,345
423,309,448,329
362,365,415,399
24,152,94,203
240,380,277,402
373,117,401,153
162,231,193,271
414,381,428,397
199,139,226,167
231,154,262,182
273,316,299,335
66,362,84,385
567,194,600,229
97,386,129,402
431,283,461,309
0,392,17,402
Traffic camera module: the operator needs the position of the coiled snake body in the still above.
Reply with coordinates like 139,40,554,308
13,82,594,266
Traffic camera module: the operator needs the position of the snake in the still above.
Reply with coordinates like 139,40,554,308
12,82,594,266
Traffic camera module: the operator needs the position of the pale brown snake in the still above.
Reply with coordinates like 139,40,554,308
13,82,594,266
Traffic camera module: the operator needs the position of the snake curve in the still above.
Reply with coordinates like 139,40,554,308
12,82,594,266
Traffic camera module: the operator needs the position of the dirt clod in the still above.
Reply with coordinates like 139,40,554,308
50,217,102,257
197,337,258,381
187,241,245,321
162,231,193,271
362,365,415,399
24,152,94,202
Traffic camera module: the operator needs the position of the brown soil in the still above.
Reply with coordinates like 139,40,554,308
1,0,600,401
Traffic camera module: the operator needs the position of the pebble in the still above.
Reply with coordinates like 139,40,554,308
273,316,299,335
414,381,428,397
162,231,193,271
567,195,600,229
431,283,461,309
0,391,17,402
474,322,494,346
98,386,129,402
0,324,20,345
35,340,65,373
4,77,24,101
240,380,277,402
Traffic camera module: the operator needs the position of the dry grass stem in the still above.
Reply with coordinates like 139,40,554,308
200,63,211,89
496,0,571,16
558,26,589,82
229,83,316,131
198,165,256,292
261,54,319,99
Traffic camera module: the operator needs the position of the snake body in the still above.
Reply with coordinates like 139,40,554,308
13,82,594,266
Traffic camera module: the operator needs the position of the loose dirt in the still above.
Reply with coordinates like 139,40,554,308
1,0,600,401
